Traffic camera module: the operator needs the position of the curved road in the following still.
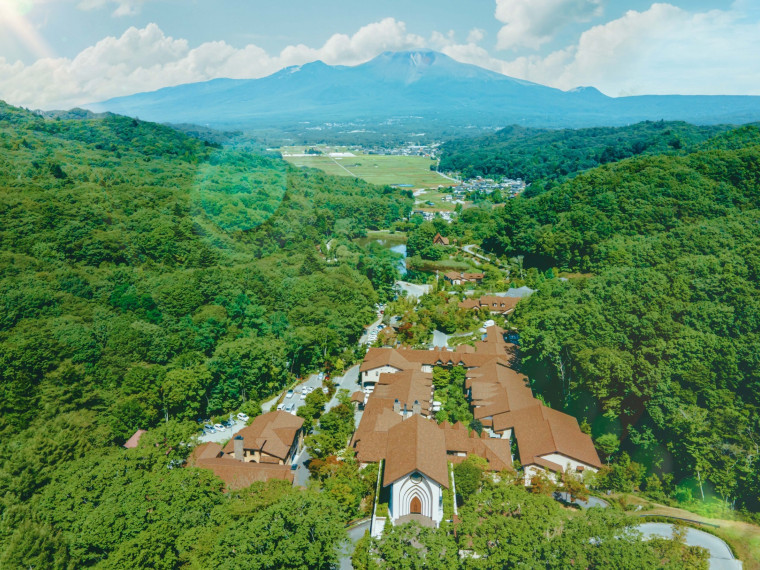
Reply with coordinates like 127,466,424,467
638,522,740,569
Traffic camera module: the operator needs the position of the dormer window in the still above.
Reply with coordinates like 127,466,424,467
410,472,423,483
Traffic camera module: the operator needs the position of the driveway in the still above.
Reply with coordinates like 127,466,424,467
338,519,371,570
395,280,431,300
432,329,449,348
553,491,609,509
292,447,312,488
360,317,383,346
326,365,360,409
638,522,741,569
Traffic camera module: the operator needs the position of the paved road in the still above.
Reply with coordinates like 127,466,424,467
638,522,741,569
395,280,431,300
359,317,383,346
553,491,609,509
292,446,312,488
338,519,371,570
432,329,449,348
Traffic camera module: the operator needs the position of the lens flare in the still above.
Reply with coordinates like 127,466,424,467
0,0,55,59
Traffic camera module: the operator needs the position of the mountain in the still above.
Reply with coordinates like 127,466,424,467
87,50,760,130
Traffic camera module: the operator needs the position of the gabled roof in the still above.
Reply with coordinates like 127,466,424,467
433,233,450,245
384,415,449,488
359,347,411,372
373,370,433,415
458,298,481,310
501,404,602,470
123,429,147,449
351,390,366,403
351,399,404,463
188,443,295,489
222,411,303,460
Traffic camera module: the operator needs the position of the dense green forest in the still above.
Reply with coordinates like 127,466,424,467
438,121,735,183
446,124,760,514
0,101,411,566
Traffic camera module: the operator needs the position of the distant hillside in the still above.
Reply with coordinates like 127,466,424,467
86,50,760,131
438,121,734,183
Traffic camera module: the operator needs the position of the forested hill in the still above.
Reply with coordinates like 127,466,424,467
438,121,735,183
0,101,410,566
466,124,760,513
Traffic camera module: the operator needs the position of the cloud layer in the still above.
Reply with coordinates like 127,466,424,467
1,3,759,110
495,0,603,50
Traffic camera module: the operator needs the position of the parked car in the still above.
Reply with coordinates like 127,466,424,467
286,389,294,398
237,412,249,421
284,403,294,413
276,403,285,411
204,423,214,431
322,386,329,395
300,392,307,400
213,423,225,431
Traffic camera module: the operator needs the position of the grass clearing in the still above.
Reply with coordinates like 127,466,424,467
280,147,453,189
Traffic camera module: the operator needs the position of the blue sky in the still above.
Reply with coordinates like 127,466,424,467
1,0,758,109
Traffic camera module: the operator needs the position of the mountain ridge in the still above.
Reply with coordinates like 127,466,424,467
86,50,760,130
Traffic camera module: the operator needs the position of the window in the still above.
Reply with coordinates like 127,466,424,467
410,472,422,483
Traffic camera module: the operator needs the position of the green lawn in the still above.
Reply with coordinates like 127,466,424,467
280,148,453,189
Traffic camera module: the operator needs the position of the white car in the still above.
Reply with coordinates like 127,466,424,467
286,390,294,398
276,403,285,411
284,403,295,413
300,392,307,400
213,423,225,431
237,412,249,421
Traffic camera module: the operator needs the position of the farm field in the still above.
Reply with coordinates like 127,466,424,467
280,147,453,189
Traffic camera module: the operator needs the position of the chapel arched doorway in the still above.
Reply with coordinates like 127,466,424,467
410,496,422,514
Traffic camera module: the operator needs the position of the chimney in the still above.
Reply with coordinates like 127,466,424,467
394,398,400,414
233,435,244,461
413,400,421,415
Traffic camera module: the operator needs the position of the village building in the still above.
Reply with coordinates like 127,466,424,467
188,411,304,489
443,271,484,285
222,410,304,465
459,295,521,316
353,325,600,533
433,233,450,246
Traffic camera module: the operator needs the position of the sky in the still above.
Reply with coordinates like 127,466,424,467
1,0,759,110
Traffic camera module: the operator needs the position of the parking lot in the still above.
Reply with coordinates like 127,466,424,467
197,416,248,444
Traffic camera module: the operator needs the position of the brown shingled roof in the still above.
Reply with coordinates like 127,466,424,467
222,411,303,461
502,404,602,470
351,399,404,463
373,370,433,415
188,443,294,489
384,415,449,488
123,429,147,449
458,298,481,310
350,391,365,403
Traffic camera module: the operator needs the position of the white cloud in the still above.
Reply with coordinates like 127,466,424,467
1,5,760,110
494,0,603,50
467,28,486,44
77,0,149,17
497,3,760,95
0,18,427,109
